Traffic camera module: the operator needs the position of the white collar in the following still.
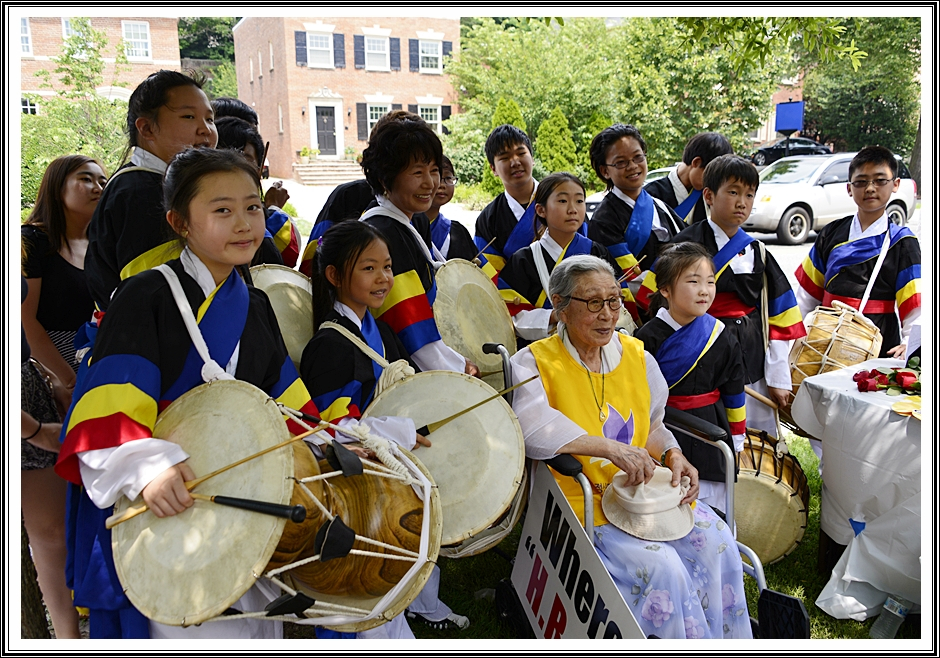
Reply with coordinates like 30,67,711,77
849,213,889,241
361,196,446,266
611,186,637,207
180,247,223,298
130,147,168,173
705,218,750,252
333,300,363,329
504,179,539,221
667,168,689,202
538,231,570,261
558,323,623,372
656,306,724,337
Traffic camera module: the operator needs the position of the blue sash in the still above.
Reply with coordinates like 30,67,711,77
655,314,720,387
163,269,249,399
825,223,911,285
712,229,755,281
430,214,452,254
359,311,386,407
675,189,702,222
624,190,655,256
503,198,588,259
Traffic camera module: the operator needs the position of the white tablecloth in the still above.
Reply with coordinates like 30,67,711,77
791,358,921,619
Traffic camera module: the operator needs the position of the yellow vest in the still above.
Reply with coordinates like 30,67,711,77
529,332,651,526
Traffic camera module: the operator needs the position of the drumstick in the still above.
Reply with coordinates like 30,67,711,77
189,493,307,523
261,141,270,170
105,426,322,530
745,386,778,410
616,255,647,284
416,374,538,436
471,236,497,265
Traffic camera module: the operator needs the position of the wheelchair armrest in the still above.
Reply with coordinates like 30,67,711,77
663,406,727,444
545,454,582,477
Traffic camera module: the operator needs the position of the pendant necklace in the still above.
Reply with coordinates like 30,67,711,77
583,359,607,421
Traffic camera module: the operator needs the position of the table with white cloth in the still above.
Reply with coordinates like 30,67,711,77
791,358,921,620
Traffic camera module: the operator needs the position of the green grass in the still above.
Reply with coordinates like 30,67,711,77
288,433,921,640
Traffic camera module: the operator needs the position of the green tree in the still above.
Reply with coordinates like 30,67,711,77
22,18,129,208
535,106,577,174
178,17,238,61
578,111,613,191
205,60,239,98
441,111,489,185
800,17,920,156
481,97,528,195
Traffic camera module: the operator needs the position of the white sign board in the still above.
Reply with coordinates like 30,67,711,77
510,462,644,639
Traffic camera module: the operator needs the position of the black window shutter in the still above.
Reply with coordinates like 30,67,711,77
391,103,402,111
441,105,451,134
333,33,345,68
295,31,307,67
442,41,452,59
356,103,368,141
390,38,400,71
354,35,365,69
409,39,419,72
408,104,418,115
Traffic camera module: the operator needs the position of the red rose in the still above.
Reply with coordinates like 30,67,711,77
853,371,869,383
896,372,917,389
869,369,882,378
876,374,890,386
858,378,882,392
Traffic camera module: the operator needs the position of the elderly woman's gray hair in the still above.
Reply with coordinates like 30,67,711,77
548,255,617,313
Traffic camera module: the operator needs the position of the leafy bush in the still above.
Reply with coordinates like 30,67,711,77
442,111,488,186
535,106,577,174
451,183,496,211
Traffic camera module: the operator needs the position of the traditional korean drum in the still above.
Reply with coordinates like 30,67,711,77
734,428,811,565
362,371,526,557
432,259,517,391
249,264,314,369
111,379,440,631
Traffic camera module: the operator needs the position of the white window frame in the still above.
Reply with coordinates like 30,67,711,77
21,18,32,56
278,103,284,133
418,105,441,133
249,58,254,82
365,36,389,71
367,103,391,134
62,18,76,38
258,50,263,77
22,97,38,115
418,40,442,74
122,20,151,61
306,32,334,69
269,41,274,70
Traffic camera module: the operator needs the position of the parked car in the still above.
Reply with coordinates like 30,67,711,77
750,137,831,167
745,153,917,244
584,166,676,221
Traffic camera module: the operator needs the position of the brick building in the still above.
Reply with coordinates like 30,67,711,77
19,16,182,112
233,17,459,179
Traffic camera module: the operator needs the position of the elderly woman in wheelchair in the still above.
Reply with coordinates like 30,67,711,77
509,255,752,639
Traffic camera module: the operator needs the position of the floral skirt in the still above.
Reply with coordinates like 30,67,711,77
594,501,752,639
21,359,60,471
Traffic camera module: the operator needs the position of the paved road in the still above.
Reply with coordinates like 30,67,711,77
273,177,920,290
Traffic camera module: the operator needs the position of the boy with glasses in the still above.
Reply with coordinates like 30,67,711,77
795,146,921,358
644,132,733,225
427,156,477,261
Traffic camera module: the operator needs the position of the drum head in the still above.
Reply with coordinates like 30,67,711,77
362,371,525,547
432,259,516,390
112,380,295,626
734,430,810,565
249,264,313,368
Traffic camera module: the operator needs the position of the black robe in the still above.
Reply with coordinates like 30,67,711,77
644,175,708,225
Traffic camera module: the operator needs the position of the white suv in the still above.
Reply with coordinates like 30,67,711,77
745,153,917,245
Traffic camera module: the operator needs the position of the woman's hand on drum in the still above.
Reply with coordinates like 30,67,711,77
464,358,480,378
768,386,792,410
414,433,432,449
142,462,197,518
663,448,699,506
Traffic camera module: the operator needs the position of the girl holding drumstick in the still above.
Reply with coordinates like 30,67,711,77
57,148,320,639
301,220,470,638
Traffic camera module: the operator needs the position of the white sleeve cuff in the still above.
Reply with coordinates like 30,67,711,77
78,439,190,509
764,339,792,389
411,339,466,373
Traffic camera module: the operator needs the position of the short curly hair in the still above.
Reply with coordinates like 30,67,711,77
359,116,443,197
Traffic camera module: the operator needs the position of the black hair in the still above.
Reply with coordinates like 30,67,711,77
484,124,533,166
163,148,261,237
211,97,258,126
648,242,715,317
589,123,648,191
310,221,390,330
533,172,586,237
849,145,899,180
26,155,108,255
360,117,443,197
124,69,208,162
702,154,760,195
215,116,265,168
441,154,454,176
681,132,734,167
